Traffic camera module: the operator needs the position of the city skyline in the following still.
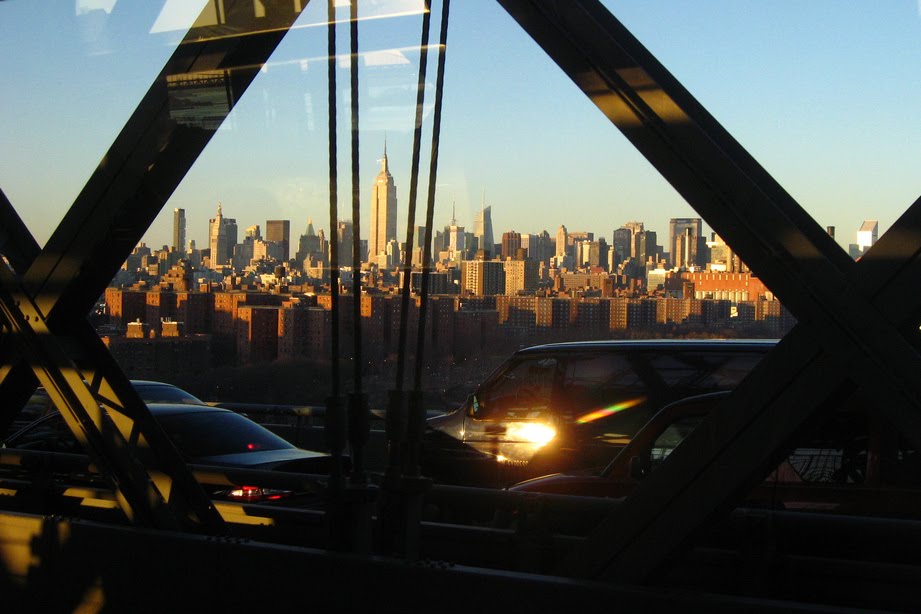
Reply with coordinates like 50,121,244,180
154,195,880,270
2,2,917,259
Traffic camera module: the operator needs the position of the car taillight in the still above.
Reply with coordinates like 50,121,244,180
219,485,293,502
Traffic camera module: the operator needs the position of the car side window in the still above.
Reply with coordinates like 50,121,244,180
645,351,766,391
648,416,705,472
471,357,558,420
9,415,83,454
560,353,641,415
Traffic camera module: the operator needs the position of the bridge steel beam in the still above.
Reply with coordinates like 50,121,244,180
0,1,313,532
496,0,921,583
0,510,861,614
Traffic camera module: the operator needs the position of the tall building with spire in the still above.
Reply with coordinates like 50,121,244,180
208,203,238,267
442,204,466,261
296,217,319,264
473,198,495,257
369,142,397,262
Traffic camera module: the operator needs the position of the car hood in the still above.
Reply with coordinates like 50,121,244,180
193,448,331,472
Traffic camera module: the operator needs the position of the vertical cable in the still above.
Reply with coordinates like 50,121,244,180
394,0,433,392
350,0,363,394
347,0,371,487
327,0,340,399
414,0,450,394
325,0,344,483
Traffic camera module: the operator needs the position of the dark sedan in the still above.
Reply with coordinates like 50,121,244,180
2,402,338,503
6,379,207,437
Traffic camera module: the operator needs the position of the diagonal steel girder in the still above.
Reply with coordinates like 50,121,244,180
0,1,313,530
496,0,921,582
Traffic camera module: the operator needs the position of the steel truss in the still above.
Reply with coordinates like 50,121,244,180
2,0,921,609
495,0,921,584
0,1,312,532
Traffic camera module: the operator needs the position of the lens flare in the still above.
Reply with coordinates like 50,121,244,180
576,397,646,424
506,422,556,446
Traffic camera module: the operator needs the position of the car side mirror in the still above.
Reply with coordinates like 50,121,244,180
629,455,650,480
466,394,480,418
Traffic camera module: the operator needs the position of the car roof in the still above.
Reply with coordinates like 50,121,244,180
144,402,228,416
131,380,181,387
518,338,779,355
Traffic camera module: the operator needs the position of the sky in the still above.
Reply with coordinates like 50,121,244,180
1,0,919,256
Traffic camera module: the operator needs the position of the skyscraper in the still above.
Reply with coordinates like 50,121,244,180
172,208,186,252
208,203,238,267
555,225,568,258
620,221,644,259
447,209,465,260
612,227,632,264
473,201,495,257
337,220,354,267
296,218,320,265
266,219,291,262
369,142,397,261
857,220,878,252
669,217,703,269
501,230,522,260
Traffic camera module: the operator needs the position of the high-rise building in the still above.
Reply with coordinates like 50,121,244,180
337,220,355,267
555,225,568,258
501,230,522,260
208,203,238,267
526,230,553,266
669,217,703,269
504,259,539,295
620,221,644,259
857,220,878,252
296,218,321,264
172,208,186,253
461,259,505,296
266,219,291,262
369,143,397,261
473,202,495,257
446,207,466,261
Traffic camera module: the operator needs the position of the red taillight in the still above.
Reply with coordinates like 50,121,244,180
221,485,293,502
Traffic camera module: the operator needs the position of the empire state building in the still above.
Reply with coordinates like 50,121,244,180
369,143,397,262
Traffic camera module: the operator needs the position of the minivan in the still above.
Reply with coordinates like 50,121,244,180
422,339,777,487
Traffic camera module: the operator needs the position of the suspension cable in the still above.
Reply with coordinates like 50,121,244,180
413,0,451,393
394,0,433,392
327,0,340,399
350,0,363,394
325,0,345,484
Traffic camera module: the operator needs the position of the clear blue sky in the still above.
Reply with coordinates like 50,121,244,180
1,1,919,255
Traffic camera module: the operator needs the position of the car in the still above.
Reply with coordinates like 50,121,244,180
507,389,921,522
6,379,207,437
422,339,777,488
2,402,340,504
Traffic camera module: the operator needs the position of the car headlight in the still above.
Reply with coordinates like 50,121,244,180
505,422,556,446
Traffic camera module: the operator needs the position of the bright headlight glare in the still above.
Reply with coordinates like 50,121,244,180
507,423,556,446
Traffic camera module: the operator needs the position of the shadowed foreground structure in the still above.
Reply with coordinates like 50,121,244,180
2,1,921,611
